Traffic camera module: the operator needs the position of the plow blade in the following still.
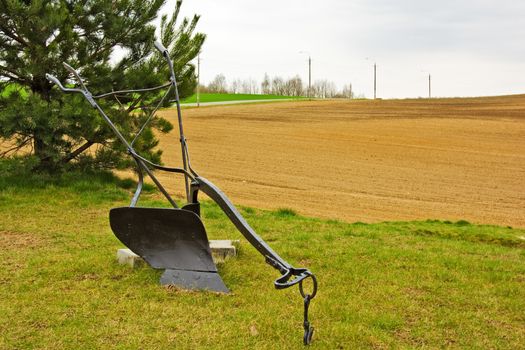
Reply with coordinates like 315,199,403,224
109,207,229,292
160,269,229,292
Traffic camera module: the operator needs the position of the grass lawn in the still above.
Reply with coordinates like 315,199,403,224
180,93,303,104
0,164,524,349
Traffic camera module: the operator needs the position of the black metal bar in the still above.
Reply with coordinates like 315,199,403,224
91,102,179,209
93,82,172,99
180,137,199,177
130,156,145,207
45,74,84,94
63,62,89,91
303,294,314,345
154,41,191,202
131,84,173,146
131,152,195,181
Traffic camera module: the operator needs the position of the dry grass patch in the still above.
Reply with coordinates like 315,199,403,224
0,230,46,250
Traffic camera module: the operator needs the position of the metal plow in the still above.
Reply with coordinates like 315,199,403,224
47,41,317,345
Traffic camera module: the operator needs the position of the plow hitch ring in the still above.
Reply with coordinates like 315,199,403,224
303,293,314,345
299,274,317,345
272,265,315,291
268,254,317,345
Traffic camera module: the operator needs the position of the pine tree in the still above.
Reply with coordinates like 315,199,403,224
0,0,205,172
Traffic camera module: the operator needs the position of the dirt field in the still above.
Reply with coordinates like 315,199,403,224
158,96,523,227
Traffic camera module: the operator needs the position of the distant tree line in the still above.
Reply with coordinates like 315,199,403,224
202,73,355,98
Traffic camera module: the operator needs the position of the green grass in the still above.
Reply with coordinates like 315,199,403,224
181,93,304,104
0,164,524,349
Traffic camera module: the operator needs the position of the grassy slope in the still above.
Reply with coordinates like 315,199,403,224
0,169,524,349
181,93,303,104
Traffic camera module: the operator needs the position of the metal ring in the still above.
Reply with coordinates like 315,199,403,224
299,273,317,299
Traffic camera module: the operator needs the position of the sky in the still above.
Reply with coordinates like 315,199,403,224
161,0,525,99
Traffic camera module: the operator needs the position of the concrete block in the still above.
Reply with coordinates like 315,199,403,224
116,240,240,268
209,239,239,263
116,248,144,268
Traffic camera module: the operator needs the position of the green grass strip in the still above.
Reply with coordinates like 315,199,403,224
181,93,305,104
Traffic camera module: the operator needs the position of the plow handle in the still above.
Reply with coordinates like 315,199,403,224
45,73,85,95
154,40,192,201
154,41,169,56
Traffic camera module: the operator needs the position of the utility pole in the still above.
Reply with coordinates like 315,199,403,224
299,51,311,99
366,57,377,99
373,62,377,99
308,55,311,100
428,73,431,98
196,54,200,107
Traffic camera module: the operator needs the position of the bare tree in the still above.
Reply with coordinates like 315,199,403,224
261,73,271,94
239,79,248,94
341,84,354,99
271,76,285,95
312,79,337,98
286,75,304,96
208,74,228,93
230,78,243,94
206,72,352,98
249,78,259,94
326,81,337,98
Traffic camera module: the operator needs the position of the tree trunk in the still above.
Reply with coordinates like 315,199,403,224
31,77,56,171
33,133,53,170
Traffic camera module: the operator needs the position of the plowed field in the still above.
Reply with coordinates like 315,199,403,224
156,96,525,227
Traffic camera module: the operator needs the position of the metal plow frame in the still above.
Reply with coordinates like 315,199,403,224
47,41,317,345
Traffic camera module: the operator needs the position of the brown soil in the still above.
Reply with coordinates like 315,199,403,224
131,96,524,227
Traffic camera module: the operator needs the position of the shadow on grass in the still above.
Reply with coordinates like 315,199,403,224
0,157,155,192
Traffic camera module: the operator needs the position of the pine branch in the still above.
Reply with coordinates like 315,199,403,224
61,140,95,164
0,137,31,157
0,19,29,47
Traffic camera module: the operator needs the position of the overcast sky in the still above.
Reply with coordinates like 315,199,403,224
162,0,525,98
